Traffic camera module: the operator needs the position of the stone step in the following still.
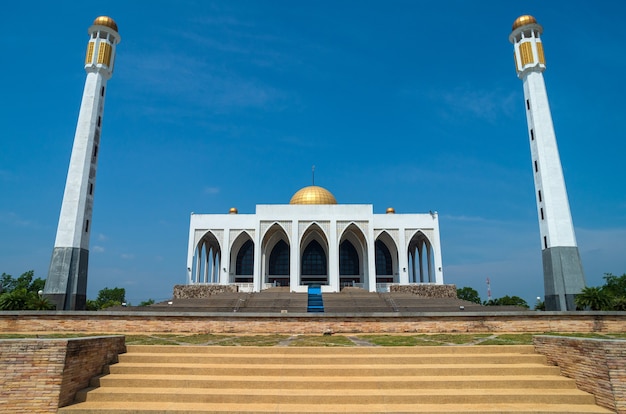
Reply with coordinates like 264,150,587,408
126,344,537,354
92,374,577,390
58,401,614,413
59,345,612,414
108,362,561,377
117,352,547,365
75,387,598,405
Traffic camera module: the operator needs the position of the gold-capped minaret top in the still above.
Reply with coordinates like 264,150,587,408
512,15,537,31
93,16,118,32
229,207,238,214
386,207,396,214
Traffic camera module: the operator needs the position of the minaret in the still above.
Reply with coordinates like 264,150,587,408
44,16,121,310
509,15,585,311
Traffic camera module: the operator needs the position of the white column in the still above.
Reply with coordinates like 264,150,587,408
329,220,339,292
290,220,299,291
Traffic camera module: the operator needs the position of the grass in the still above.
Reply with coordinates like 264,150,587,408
288,335,354,347
1,332,624,346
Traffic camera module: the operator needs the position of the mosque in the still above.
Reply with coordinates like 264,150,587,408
44,14,585,311
186,185,444,293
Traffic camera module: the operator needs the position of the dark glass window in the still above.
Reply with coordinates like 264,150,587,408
375,240,393,275
235,240,254,275
530,129,534,140
301,240,327,275
339,240,359,276
269,240,289,275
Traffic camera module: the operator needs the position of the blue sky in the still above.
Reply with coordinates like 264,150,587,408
2,1,625,306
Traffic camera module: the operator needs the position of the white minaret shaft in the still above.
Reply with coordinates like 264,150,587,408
44,17,120,310
510,15,585,311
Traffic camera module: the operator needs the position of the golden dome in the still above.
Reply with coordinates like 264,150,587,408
512,15,537,31
229,207,238,214
386,207,396,214
93,16,118,32
289,186,337,205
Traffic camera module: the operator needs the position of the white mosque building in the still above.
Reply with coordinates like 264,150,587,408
186,185,444,293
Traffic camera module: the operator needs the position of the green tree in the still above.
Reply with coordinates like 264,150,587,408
138,299,155,306
0,288,31,310
457,287,481,304
0,271,53,310
575,286,613,311
612,296,626,311
87,287,127,310
484,295,529,308
602,273,626,298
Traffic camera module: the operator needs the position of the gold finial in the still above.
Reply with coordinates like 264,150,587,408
93,16,118,32
229,207,238,214
512,15,537,31
386,207,396,214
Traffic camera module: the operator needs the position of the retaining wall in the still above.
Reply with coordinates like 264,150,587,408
534,335,626,414
173,284,238,299
0,336,125,413
1,312,625,334
390,284,457,298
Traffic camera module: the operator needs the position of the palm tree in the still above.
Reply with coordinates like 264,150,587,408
575,286,612,311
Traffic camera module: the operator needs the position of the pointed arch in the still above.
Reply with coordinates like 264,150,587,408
300,223,329,285
407,230,435,283
229,231,254,284
339,223,368,288
375,231,399,284
262,223,290,287
193,231,221,284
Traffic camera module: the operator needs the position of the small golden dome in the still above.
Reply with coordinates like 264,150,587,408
512,15,537,31
289,186,337,205
93,16,118,32
229,207,238,214
386,207,396,214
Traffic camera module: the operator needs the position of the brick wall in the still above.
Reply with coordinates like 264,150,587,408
534,335,626,414
390,284,457,298
1,312,625,334
173,284,238,299
0,336,125,413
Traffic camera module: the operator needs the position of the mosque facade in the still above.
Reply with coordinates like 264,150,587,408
186,186,444,293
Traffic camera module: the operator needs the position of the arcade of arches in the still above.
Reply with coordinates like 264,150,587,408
187,187,443,293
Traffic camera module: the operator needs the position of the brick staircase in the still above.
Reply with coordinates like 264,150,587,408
59,345,612,413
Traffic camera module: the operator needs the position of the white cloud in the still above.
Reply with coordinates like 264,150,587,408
203,187,220,195
120,253,135,260
0,211,36,228
92,246,105,253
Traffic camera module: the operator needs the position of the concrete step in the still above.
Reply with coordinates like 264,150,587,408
92,374,578,390
58,401,614,413
75,387,598,405
125,344,537,354
108,362,561,377
117,352,547,365
59,345,612,414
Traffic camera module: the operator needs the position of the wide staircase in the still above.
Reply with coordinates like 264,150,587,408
58,345,612,413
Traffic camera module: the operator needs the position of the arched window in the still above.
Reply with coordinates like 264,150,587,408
375,240,392,275
269,240,289,275
235,240,254,275
339,240,359,276
301,240,327,276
